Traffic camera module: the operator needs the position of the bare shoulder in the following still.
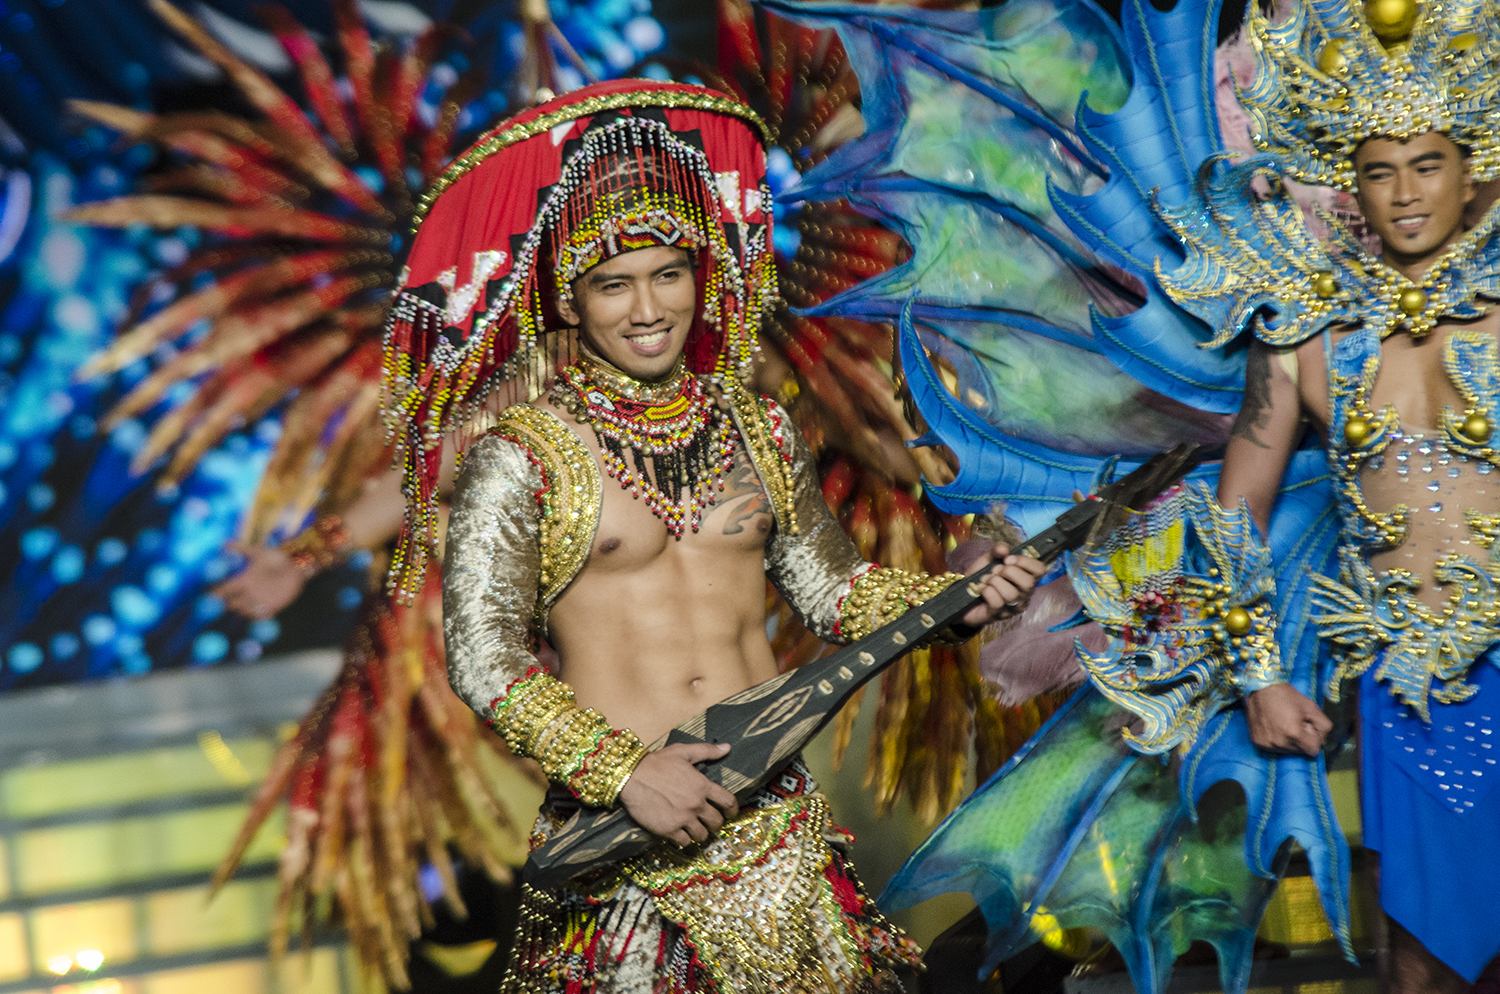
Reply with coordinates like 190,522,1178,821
1292,333,1333,428
1232,337,1306,447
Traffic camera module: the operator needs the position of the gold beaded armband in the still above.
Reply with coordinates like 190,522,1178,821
490,670,647,807
834,566,967,644
282,515,353,578
1228,602,1288,696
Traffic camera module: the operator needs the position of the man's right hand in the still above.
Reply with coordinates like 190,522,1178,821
1246,682,1332,756
212,542,309,620
618,741,739,846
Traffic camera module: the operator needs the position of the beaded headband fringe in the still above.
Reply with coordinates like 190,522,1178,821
1241,0,1500,190
556,188,708,300
380,82,775,598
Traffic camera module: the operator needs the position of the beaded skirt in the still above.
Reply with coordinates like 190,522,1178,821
501,758,921,993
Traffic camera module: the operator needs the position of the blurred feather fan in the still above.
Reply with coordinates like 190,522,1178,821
66,0,487,544
67,1,575,987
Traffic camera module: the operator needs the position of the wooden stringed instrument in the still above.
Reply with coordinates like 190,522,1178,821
523,444,1202,888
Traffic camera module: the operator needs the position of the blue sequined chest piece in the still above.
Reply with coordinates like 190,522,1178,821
1313,327,1500,725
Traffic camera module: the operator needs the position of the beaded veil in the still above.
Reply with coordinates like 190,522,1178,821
382,81,776,595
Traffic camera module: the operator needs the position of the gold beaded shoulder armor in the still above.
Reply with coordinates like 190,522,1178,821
443,416,641,806
485,404,603,631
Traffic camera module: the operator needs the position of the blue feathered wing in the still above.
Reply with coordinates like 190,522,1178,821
755,0,1351,989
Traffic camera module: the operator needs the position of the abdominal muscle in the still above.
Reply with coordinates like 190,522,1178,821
548,547,778,744
538,398,782,745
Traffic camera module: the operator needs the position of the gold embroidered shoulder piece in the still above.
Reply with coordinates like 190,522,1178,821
835,567,965,644
487,404,603,629
727,385,799,536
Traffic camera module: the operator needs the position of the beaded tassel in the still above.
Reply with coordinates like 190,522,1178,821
556,358,736,536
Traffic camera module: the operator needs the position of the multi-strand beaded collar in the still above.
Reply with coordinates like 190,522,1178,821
555,351,736,536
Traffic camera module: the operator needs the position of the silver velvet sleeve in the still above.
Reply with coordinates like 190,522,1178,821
442,432,546,719
762,417,870,644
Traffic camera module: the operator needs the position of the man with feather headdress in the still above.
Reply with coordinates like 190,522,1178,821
383,79,1046,993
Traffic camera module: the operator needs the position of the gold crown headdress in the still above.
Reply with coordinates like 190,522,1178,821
1241,0,1500,190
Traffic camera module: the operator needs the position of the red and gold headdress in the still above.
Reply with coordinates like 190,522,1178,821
383,80,775,595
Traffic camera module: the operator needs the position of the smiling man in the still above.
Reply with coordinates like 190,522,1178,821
1204,12,1500,988
387,82,1045,994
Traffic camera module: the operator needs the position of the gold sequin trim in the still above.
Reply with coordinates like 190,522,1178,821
1327,347,1409,550
1315,330,1500,720
625,794,863,994
836,567,964,643
730,386,799,537
1440,329,1500,462
413,89,771,232
1467,510,1500,550
489,405,602,631
491,671,646,806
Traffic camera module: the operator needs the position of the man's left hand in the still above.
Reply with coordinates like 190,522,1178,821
960,542,1047,627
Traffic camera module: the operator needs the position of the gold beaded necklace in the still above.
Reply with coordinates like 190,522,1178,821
555,350,737,536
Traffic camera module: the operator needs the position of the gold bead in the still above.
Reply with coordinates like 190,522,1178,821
1462,413,1492,444
1317,39,1348,75
1344,416,1372,445
1224,606,1253,637
1365,0,1418,44
1398,286,1428,317
1313,272,1339,298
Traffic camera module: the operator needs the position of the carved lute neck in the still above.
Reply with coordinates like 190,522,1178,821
522,444,1200,888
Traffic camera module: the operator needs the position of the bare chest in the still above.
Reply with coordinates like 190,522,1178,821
1299,308,1500,432
585,432,775,571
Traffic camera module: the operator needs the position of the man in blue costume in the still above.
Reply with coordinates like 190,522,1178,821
1188,1,1500,988
1224,131,1493,993
861,0,1500,988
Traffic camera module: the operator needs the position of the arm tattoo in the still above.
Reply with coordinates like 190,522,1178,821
718,461,771,535
1231,346,1276,450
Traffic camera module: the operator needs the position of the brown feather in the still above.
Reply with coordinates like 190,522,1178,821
69,100,281,161
148,0,391,221
82,249,382,379
65,196,385,243
145,165,298,211
256,3,359,156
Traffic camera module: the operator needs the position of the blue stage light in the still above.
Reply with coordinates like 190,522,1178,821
192,631,228,664
51,545,83,584
7,642,41,673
